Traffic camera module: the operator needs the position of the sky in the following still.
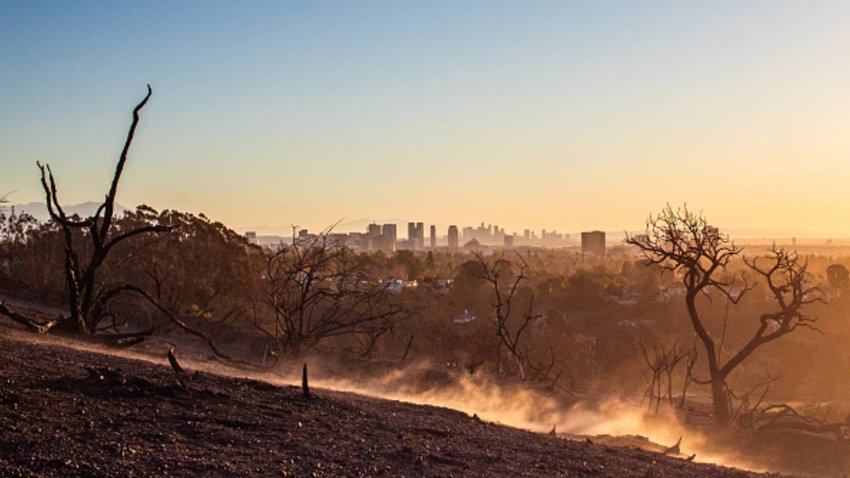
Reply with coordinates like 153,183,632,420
2,1,850,236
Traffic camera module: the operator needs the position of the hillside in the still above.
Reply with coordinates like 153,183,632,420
0,329,781,478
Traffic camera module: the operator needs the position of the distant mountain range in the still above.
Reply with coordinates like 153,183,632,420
2,202,127,222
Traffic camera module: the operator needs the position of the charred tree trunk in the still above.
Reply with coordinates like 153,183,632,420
710,375,731,425
301,363,310,398
32,85,174,335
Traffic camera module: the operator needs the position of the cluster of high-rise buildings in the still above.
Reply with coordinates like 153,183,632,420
246,222,607,256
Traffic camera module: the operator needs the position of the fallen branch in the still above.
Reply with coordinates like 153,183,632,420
752,404,849,442
108,284,264,370
0,301,62,333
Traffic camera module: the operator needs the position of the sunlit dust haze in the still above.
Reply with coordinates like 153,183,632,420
304,368,764,473
4,1,850,235
6,328,760,472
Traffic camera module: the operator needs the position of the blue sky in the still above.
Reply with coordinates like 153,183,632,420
3,1,850,235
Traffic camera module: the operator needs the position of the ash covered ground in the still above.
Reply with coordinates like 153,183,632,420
0,328,784,478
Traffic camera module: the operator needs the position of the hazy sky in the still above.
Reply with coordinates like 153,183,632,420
3,1,850,235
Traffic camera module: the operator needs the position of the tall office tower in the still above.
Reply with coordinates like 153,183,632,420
581,231,606,257
430,225,436,248
381,224,397,244
416,222,425,248
408,222,425,249
448,225,459,250
503,234,514,249
367,223,381,237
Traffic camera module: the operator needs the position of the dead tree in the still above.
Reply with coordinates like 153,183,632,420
750,404,849,442
678,342,698,408
640,341,666,414
471,252,549,381
254,230,404,361
640,340,688,414
627,205,823,425
729,368,778,427
0,86,174,337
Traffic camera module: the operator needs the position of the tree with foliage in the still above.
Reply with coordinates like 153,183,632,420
826,264,849,293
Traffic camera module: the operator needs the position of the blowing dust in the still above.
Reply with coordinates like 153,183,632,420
299,363,764,473
9,329,763,473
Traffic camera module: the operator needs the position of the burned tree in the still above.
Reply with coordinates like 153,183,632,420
0,86,174,337
471,252,553,381
627,205,822,424
254,231,404,362
640,340,688,414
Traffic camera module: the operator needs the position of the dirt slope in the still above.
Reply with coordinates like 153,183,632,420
0,331,784,478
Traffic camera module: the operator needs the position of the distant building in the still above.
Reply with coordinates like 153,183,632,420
407,223,418,249
503,234,514,249
382,224,397,244
406,222,425,250
448,225,459,250
245,231,257,245
581,231,606,257
416,222,425,247
367,223,381,237
430,225,436,248
361,223,395,252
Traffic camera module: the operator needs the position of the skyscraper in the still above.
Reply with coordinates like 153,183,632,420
448,225,459,250
382,223,397,252
381,224,397,244
430,225,436,248
416,222,425,247
408,222,425,249
407,222,417,245
581,231,606,257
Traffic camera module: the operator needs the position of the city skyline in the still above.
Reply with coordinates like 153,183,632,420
4,199,848,242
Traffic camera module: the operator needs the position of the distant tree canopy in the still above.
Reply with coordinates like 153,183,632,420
826,264,849,291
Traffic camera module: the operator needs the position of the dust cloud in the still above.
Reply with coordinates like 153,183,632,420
299,364,763,473
9,329,761,472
